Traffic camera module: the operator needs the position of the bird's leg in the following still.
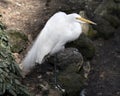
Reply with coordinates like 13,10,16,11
54,54,65,92
77,56,84,72
54,58,57,85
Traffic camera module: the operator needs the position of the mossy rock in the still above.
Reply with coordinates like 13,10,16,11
103,13,120,28
6,30,28,53
66,34,95,59
58,64,86,96
86,0,118,39
94,0,116,16
93,15,115,39
48,48,86,96
86,25,98,39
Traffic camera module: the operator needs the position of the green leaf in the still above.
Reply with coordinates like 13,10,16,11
2,83,6,94
0,22,30,96
8,89,17,96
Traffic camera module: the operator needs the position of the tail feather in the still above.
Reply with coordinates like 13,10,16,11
20,29,53,75
20,32,49,75
21,42,38,74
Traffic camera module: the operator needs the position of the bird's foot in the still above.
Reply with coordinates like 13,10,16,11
77,57,84,72
19,63,31,78
54,83,65,93
35,59,42,64
80,89,86,96
77,63,83,72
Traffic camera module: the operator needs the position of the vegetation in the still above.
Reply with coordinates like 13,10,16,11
0,18,30,96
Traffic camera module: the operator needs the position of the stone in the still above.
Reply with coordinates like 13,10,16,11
79,11,97,39
93,15,115,39
48,48,86,96
66,34,95,59
103,13,120,28
85,0,119,39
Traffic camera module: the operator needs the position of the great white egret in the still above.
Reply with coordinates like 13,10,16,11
20,11,96,75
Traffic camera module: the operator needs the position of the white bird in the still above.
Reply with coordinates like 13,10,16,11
20,11,96,75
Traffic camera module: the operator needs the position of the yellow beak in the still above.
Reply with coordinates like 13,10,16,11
76,17,96,25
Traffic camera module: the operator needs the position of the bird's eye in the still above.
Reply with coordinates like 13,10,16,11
76,17,80,20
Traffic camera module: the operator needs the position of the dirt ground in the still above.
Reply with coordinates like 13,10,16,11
0,0,120,96
0,0,57,38
86,31,120,96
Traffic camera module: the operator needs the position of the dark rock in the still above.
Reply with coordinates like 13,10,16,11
48,48,86,96
85,0,102,17
115,3,120,19
114,0,120,3
93,15,115,39
45,0,86,14
93,0,117,15
49,48,83,70
66,34,95,59
92,0,120,28
103,13,120,28
85,0,120,39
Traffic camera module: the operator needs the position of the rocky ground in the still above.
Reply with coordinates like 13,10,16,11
86,31,120,96
0,0,120,96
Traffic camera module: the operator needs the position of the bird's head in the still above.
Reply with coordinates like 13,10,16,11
68,13,96,25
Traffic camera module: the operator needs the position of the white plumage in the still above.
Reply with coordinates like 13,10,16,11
21,12,96,75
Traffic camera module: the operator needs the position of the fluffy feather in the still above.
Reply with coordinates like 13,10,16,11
21,11,95,75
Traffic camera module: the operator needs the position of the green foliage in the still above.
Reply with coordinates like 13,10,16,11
0,21,30,96
66,34,95,59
